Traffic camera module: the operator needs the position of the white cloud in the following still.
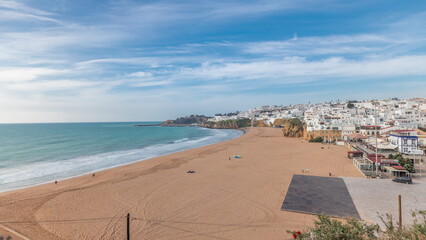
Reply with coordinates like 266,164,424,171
173,55,426,83
126,72,153,78
240,34,405,56
129,80,172,87
0,0,60,23
0,27,125,64
0,67,64,82
0,0,52,15
110,0,325,24
0,1,425,123
6,80,101,91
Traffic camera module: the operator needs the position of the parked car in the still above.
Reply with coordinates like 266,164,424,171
392,176,413,184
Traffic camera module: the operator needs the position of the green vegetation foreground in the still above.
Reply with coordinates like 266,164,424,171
288,211,426,240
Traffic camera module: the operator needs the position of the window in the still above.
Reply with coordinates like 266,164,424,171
404,148,408,152
403,139,408,145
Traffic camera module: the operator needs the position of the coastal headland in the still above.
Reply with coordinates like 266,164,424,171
0,127,362,239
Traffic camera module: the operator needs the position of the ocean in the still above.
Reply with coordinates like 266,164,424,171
0,122,242,193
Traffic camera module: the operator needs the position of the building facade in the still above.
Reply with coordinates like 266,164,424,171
388,130,422,155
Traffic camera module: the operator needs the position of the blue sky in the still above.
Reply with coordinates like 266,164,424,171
0,0,426,123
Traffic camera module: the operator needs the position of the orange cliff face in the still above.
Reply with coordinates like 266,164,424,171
272,119,306,138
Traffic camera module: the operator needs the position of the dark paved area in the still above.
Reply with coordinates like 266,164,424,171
281,175,360,219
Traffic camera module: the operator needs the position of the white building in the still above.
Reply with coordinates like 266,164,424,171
388,130,423,155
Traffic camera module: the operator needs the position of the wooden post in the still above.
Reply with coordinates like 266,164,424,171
127,213,130,240
398,195,402,229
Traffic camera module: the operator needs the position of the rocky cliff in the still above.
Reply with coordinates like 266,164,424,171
202,119,251,129
254,120,270,127
161,116,307,135
161,115,211,126
276,118,306,138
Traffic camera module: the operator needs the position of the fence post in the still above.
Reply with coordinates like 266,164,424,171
398,195,402,229
127,213,130,240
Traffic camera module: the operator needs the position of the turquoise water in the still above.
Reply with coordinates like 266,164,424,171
0,122,242,192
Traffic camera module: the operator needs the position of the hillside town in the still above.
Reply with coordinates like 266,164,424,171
212,97,426,179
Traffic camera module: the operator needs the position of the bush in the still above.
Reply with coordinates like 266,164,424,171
290,118,303,126
309,137,324,143
287,215,378,240
287,211,426,240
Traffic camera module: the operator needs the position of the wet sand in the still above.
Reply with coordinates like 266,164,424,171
0,127,362,239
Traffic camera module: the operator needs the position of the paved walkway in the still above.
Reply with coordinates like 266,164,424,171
282,175,359,219
352,142,375,155
343,177,426,228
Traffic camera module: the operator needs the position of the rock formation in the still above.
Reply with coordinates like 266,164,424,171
202,119,251,129
276,118,306,138
161,115,211,126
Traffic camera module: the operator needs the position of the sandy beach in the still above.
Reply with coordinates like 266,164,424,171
0,127,362,240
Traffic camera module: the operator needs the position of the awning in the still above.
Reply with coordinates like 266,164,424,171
384,166,408,172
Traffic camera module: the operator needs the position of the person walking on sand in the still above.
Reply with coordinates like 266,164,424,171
229,157,231,160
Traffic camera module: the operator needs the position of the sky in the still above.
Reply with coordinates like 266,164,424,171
0,0,426,123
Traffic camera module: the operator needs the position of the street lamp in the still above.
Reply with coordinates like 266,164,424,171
374,102,379,178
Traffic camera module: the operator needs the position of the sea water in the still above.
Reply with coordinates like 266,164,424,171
0,122,242,192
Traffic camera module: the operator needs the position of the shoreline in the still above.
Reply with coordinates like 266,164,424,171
0,127,244,195
0,127,362,239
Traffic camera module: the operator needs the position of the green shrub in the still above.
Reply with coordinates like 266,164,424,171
287,211,426,240
388,154,414,173
309,137,324,143
287,215,378,240
290,118,303,126
397,158,414,173
216,119,251,128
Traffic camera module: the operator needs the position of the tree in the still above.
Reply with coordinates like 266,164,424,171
347,103,355,109
387,154,414,173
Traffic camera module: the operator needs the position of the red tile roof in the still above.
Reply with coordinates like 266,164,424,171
381,126,396,130
348,151,363,154
367,157,382,163
393,165,406,170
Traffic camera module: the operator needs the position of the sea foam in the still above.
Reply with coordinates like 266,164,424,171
0,127,242,193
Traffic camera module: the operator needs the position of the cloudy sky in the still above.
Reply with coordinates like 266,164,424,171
1,0,426,123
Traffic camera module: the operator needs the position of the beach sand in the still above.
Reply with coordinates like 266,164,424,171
0,127,362,240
